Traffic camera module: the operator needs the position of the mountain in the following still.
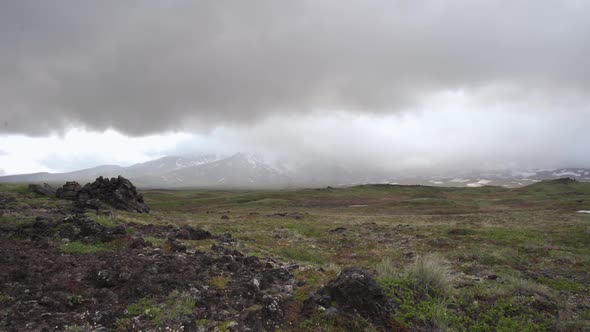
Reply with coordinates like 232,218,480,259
134,153,291,188
125,154,221,178
0,165,125,184
0,153,291,188
1,155,589,189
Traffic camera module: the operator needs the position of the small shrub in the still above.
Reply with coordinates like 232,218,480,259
66,295,83,306
209,275,231,290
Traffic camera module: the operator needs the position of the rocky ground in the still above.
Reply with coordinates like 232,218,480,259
1,178,400,331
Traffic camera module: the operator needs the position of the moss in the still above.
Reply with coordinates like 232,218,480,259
481,228,544,245
126,290,195,327
537,277,586,292
59,240,124,254
0,215,34,225
216,320,238,332
278,247,325,264
299,312,376,332
0,293,14,302
144,236,166,247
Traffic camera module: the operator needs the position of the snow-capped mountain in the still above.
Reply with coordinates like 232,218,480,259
125,154,221,178
134,153,291,188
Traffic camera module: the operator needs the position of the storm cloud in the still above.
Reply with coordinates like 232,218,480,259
1,0,589,135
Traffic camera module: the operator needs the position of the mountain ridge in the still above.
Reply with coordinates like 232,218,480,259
1,154,589,188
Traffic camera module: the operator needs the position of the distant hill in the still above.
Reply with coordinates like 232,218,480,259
1,154,589,189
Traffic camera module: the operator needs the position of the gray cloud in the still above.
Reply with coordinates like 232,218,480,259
0,0,588,135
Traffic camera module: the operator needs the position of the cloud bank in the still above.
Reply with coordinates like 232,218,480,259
1,0,589,135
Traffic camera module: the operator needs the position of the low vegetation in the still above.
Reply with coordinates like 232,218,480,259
1,179,589,330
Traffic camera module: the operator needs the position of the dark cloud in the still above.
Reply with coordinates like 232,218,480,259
0,0,589,135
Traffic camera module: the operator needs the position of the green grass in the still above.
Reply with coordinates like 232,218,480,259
209,275,231,290
59,240,126,254
278,246,325,264
144,236,166,247
0,215,34,225
480,228,544,245
538,277,587,292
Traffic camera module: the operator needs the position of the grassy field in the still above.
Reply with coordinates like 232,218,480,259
1,179,589,330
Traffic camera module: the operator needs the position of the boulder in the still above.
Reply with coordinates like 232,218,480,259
302,268,394,327
74,176,150,213
129,236,151,249
56,181,82,200
174,226,212,240
29,183,56,196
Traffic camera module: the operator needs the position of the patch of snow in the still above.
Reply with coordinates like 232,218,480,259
577,210,590,214
467,179,492,187
553,171,581,177
512,170,537,177
217,178,225,182
450,178,470,183
429,180,444,185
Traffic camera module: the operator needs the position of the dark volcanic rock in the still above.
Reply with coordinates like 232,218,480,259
128,236,150,249
29,183,56,196
302,268,394,327
166,238,187,252
13,215,127,244
174,225,212,240
74,176,150,213
56,181,82,200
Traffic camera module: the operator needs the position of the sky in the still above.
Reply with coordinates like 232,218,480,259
1,1,589,176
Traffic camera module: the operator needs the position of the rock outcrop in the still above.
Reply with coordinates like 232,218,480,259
302,268,395,327
74,176,150,213
28,183,56,196
55,181,82,200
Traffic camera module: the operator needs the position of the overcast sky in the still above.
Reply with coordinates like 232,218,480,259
1,1,589,175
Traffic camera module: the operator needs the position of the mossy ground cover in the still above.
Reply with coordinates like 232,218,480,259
2,180,589,330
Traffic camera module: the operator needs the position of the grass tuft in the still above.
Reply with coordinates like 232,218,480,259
407,254,452,295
